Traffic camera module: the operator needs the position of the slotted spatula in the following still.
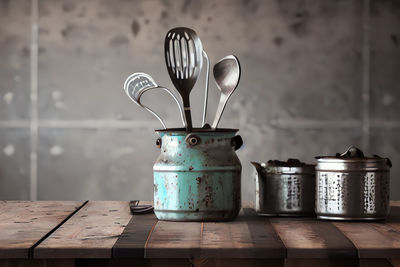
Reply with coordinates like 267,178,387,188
165,27,204,131
124,72,185,129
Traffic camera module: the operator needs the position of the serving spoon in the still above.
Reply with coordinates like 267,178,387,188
211,55,241,129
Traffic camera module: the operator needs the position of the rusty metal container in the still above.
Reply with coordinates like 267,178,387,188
251,159,315,216
316,146,392,220
153,128,243,221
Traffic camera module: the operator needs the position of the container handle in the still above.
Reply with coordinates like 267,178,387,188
231,135,243,150
339,146,364,158
373,154,392,168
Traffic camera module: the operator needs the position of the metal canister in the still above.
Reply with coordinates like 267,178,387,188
316,146,392,220
251,159,315,216
153,128,243,221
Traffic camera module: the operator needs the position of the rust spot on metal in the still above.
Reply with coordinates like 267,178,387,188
196,177,202,184
189,166,194,171
156,138,162,148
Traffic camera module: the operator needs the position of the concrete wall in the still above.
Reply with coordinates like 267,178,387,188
0,0,399,201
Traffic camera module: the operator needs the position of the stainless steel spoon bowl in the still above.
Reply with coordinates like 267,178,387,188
211,55,241,129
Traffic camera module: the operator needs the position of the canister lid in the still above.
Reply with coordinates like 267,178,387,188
316,146,392,171
261,159,315,175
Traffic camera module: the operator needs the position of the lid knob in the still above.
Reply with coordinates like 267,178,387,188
340,146,364,158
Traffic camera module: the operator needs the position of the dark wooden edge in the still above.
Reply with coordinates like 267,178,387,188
30,201,89,259
0,248,28,259
112,212,157,258
0,258,286,267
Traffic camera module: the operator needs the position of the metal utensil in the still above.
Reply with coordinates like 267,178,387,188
129,200,154,214
123,72,186,129
165,27,204,131
211,55,241,129
202,51,210,127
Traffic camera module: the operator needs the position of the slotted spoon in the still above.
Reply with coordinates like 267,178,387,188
165,27,204,131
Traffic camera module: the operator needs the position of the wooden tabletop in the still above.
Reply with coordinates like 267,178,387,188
0,201,400,266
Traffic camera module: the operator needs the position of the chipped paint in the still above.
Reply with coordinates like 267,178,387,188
153,129,242,221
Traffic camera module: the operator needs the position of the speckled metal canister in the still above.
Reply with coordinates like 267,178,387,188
252,160,315,216
316,146,391,220
153,128,242,221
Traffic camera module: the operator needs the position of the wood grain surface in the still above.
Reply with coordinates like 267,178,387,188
0,201,84,259
145,220,202,258
112,212,157,258
270,217,357,259
34,201,132,259
199,208,285,258
1,200,400,263
333,205,400,258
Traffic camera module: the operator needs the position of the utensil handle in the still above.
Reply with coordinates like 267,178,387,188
211,94,228,129
158,87,186,128
182,96,192,131
202,51,210,127
143,105,167,129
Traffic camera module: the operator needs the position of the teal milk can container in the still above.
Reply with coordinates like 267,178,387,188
153,128,243,221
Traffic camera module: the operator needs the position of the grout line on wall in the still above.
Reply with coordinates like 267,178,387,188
0,121,30,128
38,120,157,129
29,0,39,201
361,0,371,152
269,119,362,129
2,119,400,129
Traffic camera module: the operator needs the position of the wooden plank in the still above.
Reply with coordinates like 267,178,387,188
112,213,157,258
390,258,400,267
0,201,84,259
34,201,132,259
285,259,359,267
199,209,285,258
0,259,75,267
391,201,400,207
191,258,284,267
145,221,202,258
359,259,393,267
333,204,400,258
270,218,357,258
75,259,192,267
